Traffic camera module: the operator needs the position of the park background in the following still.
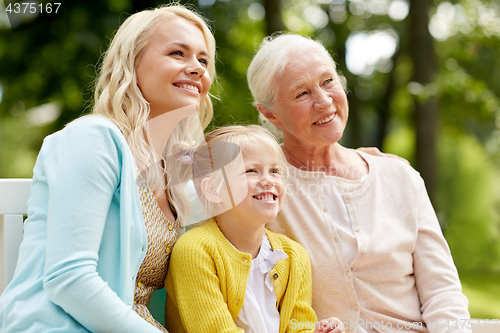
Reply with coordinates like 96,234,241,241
0,0,499,319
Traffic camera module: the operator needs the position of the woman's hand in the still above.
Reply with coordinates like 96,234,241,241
315,317,345,333
357,147,410,165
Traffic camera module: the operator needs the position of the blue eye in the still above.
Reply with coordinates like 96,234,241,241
323,78,333,85
270,168,279,174
246,169,256,173
296,91,306,98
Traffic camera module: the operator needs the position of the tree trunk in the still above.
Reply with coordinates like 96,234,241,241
375,50,400,150
264,0,285,35
408,0,438,206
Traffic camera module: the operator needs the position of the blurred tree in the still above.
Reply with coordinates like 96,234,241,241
0,0,126,176
409,0,438,205
264,0,285,35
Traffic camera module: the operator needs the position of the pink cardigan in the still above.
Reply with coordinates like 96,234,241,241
268,151,471,333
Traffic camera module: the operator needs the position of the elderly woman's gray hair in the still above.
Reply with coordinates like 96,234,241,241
247,34,346,138
247,34,345,109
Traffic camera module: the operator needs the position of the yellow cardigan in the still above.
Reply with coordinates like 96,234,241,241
164,219,318,333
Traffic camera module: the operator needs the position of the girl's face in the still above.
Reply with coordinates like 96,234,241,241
217,144,285,230
136,17,211,119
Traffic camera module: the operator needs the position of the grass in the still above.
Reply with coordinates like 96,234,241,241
460,271,500,319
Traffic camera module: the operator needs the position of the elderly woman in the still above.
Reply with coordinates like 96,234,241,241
247,34,470,333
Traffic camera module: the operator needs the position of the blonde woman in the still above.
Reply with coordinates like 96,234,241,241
0,4,215,332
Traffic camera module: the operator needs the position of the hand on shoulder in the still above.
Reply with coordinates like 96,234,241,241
357,147,410,165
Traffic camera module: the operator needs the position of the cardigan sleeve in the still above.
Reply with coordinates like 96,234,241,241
40,119,161,333
412,176,471,333
165,232,244,333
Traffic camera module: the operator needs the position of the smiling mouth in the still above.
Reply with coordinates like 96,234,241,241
253,193,277,201
313,113,336,125
174,83,200,93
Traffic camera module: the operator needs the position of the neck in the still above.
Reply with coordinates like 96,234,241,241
144,105,197,159
282,140,368,180
216,216,265,259
142,105,198,220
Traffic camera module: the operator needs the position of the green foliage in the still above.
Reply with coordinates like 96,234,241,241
0,1,127,177
460,271,500,319
438,129,500,271
384,124,500,273
389,56,413,122
0,114,50,177
383,123,415,162
199,0,265,130
0,1,121,121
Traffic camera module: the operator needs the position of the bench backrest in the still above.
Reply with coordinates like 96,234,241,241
0,178,31,294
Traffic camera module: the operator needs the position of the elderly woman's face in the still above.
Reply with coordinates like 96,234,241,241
265,50,348,149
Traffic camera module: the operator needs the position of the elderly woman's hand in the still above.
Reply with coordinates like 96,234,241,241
315,317,345,333
357,147,410,165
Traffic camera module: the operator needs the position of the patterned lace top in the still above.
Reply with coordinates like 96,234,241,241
133,174,180,332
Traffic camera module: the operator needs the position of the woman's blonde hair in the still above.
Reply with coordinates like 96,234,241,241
92,3,216,223
192,125,287,219
247,33,346,139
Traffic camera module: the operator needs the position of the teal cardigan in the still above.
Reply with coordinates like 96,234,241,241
0,116,162,332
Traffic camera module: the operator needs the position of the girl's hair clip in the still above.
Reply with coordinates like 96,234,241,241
177,147,196,164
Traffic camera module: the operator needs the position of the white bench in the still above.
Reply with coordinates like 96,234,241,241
0,178,31,294
0,179,497,332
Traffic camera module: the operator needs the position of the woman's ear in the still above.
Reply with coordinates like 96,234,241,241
200,178,222,203
257,104,283,128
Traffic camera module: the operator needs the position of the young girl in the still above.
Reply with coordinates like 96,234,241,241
164,125,344,333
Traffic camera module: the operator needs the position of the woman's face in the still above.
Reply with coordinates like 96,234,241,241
264,50,348,149
136,17,211,119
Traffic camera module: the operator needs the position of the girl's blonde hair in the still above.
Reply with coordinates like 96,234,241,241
247,33,346,139
192,125,287,219
91,3,216,223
